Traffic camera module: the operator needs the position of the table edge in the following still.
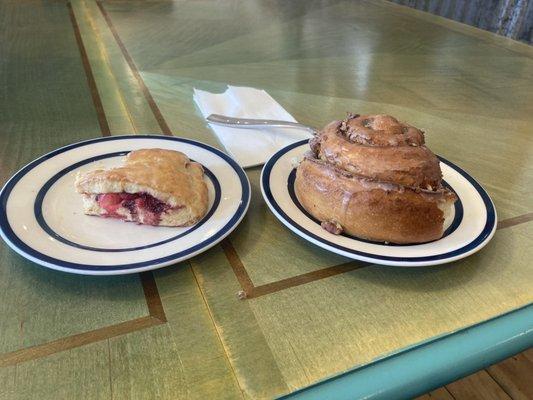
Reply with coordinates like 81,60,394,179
369,0,533,58
280,303,533,400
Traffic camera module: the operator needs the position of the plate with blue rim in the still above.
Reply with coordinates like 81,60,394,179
261,139,496,267
0,135,250,275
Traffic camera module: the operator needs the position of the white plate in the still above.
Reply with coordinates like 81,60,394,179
0,135,250,275
261,140,496,267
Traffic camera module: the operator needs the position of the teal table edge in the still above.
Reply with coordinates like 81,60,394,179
280,303,533,400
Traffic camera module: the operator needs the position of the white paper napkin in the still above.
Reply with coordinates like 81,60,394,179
193,85,312,168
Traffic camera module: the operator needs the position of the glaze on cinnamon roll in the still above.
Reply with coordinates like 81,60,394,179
296,114,457,244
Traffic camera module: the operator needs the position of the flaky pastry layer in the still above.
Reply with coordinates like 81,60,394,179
75,148,208,225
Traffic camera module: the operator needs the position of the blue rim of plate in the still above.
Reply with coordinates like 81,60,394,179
33,151,222,252
261,139,496,263
0,135,250,272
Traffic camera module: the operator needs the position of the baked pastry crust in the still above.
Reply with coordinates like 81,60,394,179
295,114,457,244
75,149,208,226
311,115,442,189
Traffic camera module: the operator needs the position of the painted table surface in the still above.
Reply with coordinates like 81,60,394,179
0,0,532,399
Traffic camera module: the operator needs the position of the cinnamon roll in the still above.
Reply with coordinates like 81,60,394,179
295,114,457,244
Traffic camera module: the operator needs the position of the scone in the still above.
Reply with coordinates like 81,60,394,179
75,149,208,227
295,114,457,244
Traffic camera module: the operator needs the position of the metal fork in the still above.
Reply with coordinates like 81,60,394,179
206,114,317,135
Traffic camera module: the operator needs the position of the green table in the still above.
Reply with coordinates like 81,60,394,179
1,0,532,399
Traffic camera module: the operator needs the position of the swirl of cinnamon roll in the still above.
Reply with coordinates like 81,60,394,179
296,114,457,244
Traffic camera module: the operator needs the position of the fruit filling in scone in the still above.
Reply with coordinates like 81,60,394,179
83,192,186,226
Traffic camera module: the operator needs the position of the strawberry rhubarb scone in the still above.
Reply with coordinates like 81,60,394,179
75,149,208,227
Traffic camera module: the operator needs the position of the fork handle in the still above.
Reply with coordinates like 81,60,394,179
206,114,317,135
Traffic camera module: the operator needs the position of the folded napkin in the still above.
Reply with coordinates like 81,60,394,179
193,86,312,168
